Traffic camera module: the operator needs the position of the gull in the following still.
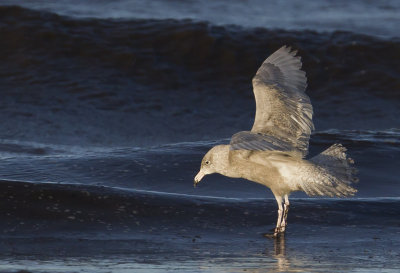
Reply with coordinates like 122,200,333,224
194,46,358,237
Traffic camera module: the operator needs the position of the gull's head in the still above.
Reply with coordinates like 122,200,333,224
194,145,229,187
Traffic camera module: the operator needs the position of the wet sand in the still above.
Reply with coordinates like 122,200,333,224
1,225,399,273
1,187,399,272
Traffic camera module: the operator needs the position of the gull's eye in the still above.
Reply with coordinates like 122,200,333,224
205,160,210,165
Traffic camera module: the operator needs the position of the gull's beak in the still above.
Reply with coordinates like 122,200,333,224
194,170,205,187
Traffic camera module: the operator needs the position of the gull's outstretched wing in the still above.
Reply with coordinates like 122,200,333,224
230,46,314,157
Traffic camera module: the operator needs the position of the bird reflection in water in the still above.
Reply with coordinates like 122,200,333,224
273,235,290,272
262,234,292,272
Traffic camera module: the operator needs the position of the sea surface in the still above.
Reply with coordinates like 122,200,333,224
0,1,399,272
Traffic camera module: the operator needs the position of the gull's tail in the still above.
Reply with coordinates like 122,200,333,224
297,144,358,197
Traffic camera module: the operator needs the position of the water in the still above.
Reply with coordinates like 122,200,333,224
0,1,399,272
1,0,399,38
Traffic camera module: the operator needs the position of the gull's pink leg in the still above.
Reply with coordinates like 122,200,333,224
274,195,284,237
281,194,290,232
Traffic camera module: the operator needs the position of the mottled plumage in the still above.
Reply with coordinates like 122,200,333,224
231,45,313,156
194,46,357,237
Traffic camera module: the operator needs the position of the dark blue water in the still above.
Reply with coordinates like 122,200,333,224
0,2,399,272
1,0,399,38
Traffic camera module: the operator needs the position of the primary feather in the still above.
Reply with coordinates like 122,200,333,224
230,46,314,157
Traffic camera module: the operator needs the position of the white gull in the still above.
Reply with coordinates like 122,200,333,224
194,46,358,237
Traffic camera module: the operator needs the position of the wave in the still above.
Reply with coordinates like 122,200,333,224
1,1,399,38
0,6,399,148
0,128,399,202
1,179,399,229
0,7,399,204
312,129,400,147
0,6,399,97
0,129,398,158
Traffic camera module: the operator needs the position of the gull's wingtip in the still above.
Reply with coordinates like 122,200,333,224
277,45,296,54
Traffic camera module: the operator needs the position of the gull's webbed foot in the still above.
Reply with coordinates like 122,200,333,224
267,225,286,233
263,231,284,238
263,227,286,238
263,233,276,238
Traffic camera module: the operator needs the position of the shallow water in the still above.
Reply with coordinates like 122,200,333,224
1,184,400,272
0,1,399,272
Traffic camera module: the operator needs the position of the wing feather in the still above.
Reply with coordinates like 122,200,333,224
230,45,314,157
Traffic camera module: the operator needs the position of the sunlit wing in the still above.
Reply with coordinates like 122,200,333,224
230,45,314,157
